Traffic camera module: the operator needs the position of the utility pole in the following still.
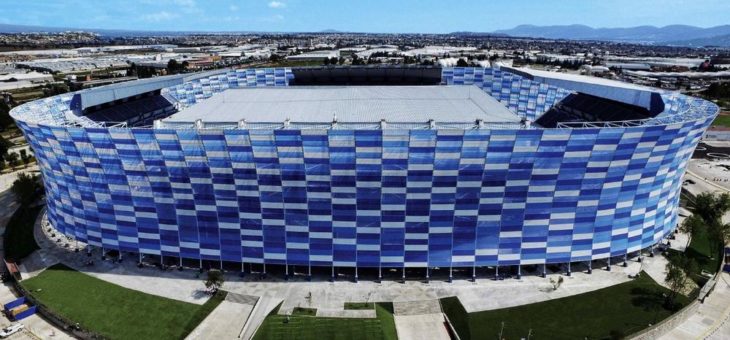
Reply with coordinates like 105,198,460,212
499,321,505,340
527,328,532,340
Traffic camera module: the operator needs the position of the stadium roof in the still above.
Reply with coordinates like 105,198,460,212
164,85,522,124
502,66,665,114
70,69,231,111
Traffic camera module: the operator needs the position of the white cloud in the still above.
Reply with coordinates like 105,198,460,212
268,1,286,9
230,4,239,11
142,11,179,22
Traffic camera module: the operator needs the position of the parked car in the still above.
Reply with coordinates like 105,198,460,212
0,323,24,338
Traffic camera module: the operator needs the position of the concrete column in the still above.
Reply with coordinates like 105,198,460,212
331,265,335,282
542,264,546,278
378,266,382,282
472,266,476,281
354,267,358,283
567,262,571,276
308,264,312,281
623,254,628,267
425,267,430,283
606,257,611,271
588,261,592,274
516,265,521,279
495,266,499,280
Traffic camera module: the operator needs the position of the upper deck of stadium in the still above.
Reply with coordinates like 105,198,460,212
9,66,718,131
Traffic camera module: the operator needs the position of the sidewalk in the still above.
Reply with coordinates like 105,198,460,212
659,272,730,340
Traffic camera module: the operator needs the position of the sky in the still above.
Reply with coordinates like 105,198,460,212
1,0,729,33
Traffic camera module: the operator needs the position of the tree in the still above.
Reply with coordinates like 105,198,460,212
707,222,730,261
43,83,69,97
323,57,330,66
549,275,564,291
456,58,469,67
0,101,15,129
269,54,282,63
687,192,730,226
664,253,697,308
203,269,225,293
679,214,704,248
11,172,42,206
0,135,11,160
686,192,730,261
167,59,181,74
6,152,18,169
19,150,30,168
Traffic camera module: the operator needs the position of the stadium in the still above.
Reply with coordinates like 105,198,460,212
9,66,719,279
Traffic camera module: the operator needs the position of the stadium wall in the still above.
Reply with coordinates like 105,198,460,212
10,67,718,269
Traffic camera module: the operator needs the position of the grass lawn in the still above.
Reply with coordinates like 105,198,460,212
253,302,397,340
21,264,224,340
668,226,723,287
441,273,690,340
684,227,723,274
292,307,317,316
344,302,375,310
3,205,41,262
712,114,730,127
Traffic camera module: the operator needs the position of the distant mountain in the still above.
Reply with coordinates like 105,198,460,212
667,34,730,48
494,24,730,45
449,31,509,37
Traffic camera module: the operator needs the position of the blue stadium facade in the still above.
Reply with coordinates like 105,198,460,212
10,67,718,274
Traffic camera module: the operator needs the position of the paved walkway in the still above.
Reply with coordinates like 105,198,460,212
656,158,730,339
394,314,450,340
659,272,730,340
393,299,450,340
185,293,257,340
29,207,647,314
239,296,283,340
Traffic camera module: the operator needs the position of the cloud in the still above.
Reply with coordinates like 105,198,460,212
230,4,239,11
268,1,286,9
142,11,179,22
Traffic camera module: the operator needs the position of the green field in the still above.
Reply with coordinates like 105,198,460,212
21,264,224,340
668,225,723,287
3,206,41,262
253,302,397,340
712,115,730,127
441,273,690,340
